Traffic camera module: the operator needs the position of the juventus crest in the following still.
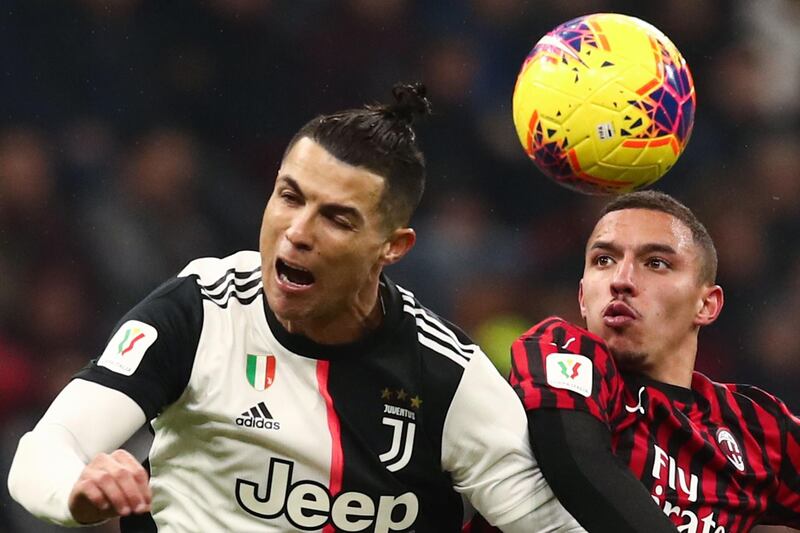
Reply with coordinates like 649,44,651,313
378,388,421,472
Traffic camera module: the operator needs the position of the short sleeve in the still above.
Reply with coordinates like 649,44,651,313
74,275,203,420
509,316,624,425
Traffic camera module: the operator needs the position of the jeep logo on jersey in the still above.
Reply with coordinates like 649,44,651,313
97,320,158,376
716,427,746,472
236,457,418,532
246,353,276,390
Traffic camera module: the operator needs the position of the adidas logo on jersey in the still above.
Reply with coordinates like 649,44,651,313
236,401,280,430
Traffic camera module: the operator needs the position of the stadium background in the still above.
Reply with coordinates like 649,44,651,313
1,0,798,531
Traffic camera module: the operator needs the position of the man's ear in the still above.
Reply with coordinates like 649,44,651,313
381,228,416,266
578,279,587,320
695,284,724,326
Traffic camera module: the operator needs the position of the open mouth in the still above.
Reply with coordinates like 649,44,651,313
275,258,315,287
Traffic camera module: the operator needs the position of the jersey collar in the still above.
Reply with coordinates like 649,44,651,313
262,274,403,360
623,372,696,405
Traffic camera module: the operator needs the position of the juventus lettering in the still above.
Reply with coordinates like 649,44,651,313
236,458,419,532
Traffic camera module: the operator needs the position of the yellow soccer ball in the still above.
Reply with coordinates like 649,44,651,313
512,13,696,194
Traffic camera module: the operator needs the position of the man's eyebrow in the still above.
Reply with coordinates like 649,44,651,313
276,174,364,224
320,203,364,224
637,243,677,256
588,240,677,255
277,175,301,192
588,240,620,253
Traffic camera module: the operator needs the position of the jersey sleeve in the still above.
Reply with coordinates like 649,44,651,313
509,317,623,425
442,349,583,530
73,275,203,420
765,395,800,526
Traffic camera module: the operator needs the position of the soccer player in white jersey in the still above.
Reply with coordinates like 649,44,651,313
8,83,583,532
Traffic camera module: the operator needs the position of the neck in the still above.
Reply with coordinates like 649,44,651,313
643,335,697,388
276,280,384,345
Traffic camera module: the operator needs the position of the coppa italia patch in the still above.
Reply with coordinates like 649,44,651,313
98,320,158,376
545,353,593,397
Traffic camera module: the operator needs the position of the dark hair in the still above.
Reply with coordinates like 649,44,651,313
284,83,432,229
599,190,718,283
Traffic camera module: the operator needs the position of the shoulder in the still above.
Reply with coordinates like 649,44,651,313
510,317,623,417
179,250,261,284
179,250,262,308
516,317,610,360
392,281,478,372
511,316,617,384
695,372,799,424
133,250,260,322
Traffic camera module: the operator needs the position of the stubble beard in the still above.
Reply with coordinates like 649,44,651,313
609,347,650,374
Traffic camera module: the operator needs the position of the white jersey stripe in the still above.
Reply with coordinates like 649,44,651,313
200,282,262,306
396,285,414,298
200,280,261,301
196,268,261,293
416,333,469,369
404,309,474,362
202,282,261,299
401,302,476,357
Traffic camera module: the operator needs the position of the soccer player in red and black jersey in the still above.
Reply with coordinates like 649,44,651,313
505,191,800,533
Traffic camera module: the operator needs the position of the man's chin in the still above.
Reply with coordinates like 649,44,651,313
265,289,308,320
608,346,649,373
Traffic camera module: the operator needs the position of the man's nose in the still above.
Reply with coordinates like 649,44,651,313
285,211,314,251
610,258,636,296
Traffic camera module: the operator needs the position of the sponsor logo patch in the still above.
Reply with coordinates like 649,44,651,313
98,320,158,376
545,352,592,397
237,457,418,531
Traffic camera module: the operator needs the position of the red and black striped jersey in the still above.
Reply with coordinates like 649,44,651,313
510,316,800,533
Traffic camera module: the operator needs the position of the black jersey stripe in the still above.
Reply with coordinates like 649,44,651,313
685,393,722,514
398,296,476,356
731,392,773,519
198,265,261,293
397,289,476,352
509,316,563,389
416,329,470,368
514,319,574,410
692,383,734,526
202,277,262,301
724,387,763,518
711,384,748,527
403,306,476,359
201,288,262,308
662,396,697,506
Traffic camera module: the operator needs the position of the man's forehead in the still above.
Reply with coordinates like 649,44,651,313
279,138,385,204
587,208,694,250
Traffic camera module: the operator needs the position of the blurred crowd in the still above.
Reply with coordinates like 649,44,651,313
1,0,799,531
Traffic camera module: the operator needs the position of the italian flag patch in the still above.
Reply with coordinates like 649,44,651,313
246,354,276,391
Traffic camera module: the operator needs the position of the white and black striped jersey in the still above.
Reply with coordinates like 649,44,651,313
75,250,558,532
